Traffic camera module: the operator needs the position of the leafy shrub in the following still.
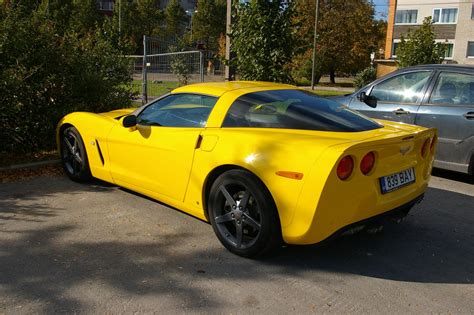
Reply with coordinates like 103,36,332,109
396,17,445,68
0,6,132,154
354,66,376,89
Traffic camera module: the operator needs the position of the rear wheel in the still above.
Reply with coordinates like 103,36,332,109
208,169,282,258
60,126,92,182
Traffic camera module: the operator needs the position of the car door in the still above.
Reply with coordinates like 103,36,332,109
415,71,474,173
107,93,218,201
349,70,433,124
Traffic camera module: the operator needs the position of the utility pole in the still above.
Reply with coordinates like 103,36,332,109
224,0,232,81
310,0,320,90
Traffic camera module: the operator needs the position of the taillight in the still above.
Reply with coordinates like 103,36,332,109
360,151,376,175
421,138,430,158
430,136,437,153
337,155,354,180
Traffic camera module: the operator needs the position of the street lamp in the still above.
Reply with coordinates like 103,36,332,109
185,9,198,42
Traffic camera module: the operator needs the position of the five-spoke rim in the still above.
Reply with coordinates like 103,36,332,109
61,131,83,176
214,184,262,249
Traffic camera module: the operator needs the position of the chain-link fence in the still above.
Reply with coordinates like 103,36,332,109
125,36,226,104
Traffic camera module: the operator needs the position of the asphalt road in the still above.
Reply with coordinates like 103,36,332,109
0,170,473,314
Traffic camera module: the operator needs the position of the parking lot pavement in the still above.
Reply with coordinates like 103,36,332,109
0,171,473,314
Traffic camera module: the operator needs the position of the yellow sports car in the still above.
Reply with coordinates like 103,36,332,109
57,81,436,257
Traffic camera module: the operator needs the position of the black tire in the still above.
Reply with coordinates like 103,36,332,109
208,169,282,258
60,126,92,182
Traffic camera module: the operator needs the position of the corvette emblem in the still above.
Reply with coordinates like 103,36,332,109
400,146,411,155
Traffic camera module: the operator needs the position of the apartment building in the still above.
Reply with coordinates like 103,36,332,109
385,0,474,65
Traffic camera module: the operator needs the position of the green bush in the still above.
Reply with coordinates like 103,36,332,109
0,6,132,154
354,66,376,89
396,17,445,68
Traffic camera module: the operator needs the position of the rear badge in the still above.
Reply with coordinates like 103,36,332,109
400,146,411,155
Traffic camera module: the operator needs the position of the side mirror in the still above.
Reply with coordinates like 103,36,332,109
122,115,137,128
358,92,377,108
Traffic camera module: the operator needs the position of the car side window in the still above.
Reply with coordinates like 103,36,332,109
137,93,218,127
429,72,474,106
370,71,432,104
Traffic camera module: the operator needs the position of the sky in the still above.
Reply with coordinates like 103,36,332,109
373,0,390,20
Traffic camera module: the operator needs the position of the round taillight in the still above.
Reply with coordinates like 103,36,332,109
337,155,354,180
360,151,376,175
430,136,437,153
421,138,430,158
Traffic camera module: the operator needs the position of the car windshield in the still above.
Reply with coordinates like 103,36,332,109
223,89,382,132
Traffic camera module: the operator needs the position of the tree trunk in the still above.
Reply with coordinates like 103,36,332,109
329,70,336,84
313,73,322,85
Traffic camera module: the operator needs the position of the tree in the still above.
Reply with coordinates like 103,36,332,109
191,0,226,52
293,0,382,84
165,0,188,37
396,17,446,68
70,0,104,32
0,3,132,153
230,0,298,83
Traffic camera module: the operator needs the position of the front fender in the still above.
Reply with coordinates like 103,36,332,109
56,112,118,182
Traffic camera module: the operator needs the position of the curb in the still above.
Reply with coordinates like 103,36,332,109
0,159,61,172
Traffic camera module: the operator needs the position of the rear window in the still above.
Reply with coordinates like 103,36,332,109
222,89,381,132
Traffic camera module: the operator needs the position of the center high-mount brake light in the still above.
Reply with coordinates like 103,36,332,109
360,151,376,175
337,155,354,180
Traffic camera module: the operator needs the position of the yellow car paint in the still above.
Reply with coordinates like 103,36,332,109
57,81,436,245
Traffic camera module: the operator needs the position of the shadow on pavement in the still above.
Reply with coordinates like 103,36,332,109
432,167,473,184
0,176,472,313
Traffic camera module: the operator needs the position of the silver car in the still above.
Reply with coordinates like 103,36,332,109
333,64,474,176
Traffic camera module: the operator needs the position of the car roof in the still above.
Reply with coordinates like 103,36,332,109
394,64,474,73
171,81,295,97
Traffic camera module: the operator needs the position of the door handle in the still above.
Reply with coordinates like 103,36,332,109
393,108,410,115
464,112,474,120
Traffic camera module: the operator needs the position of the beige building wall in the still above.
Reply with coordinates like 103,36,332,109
453,1,474,64
388,0,474,65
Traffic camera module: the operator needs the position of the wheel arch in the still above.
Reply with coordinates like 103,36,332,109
56,122,74,152
201,164,279,224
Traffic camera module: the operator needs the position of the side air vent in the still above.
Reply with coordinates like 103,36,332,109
95,139,105,165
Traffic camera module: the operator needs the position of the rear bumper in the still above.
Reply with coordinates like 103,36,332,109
323,193,424,243
280,128,435,245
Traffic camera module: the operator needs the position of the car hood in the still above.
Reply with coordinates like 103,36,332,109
99,108,135,119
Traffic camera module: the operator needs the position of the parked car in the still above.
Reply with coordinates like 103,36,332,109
332,64,474,176
58,81,436,257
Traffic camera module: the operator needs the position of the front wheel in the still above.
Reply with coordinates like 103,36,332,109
60,126,92,182
208,169,282,258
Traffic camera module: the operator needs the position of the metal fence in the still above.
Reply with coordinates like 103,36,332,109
126,36,225,104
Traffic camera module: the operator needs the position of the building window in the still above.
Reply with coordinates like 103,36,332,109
467,42,474,58
444,43,454,59
392,41,400,58
395,10,418,24
471,4,474,19
98,0,114,11
433,8,458,24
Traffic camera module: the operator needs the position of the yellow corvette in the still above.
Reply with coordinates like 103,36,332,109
57,81,436,257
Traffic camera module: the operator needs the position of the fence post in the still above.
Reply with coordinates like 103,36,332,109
142,35,148,104
199,51,204,83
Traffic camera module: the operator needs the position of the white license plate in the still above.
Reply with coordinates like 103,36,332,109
379,168,416,194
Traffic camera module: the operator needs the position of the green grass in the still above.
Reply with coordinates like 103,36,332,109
311,90,352,97
129,80,180,98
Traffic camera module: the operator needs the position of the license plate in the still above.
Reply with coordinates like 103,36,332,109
379,168,416,194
